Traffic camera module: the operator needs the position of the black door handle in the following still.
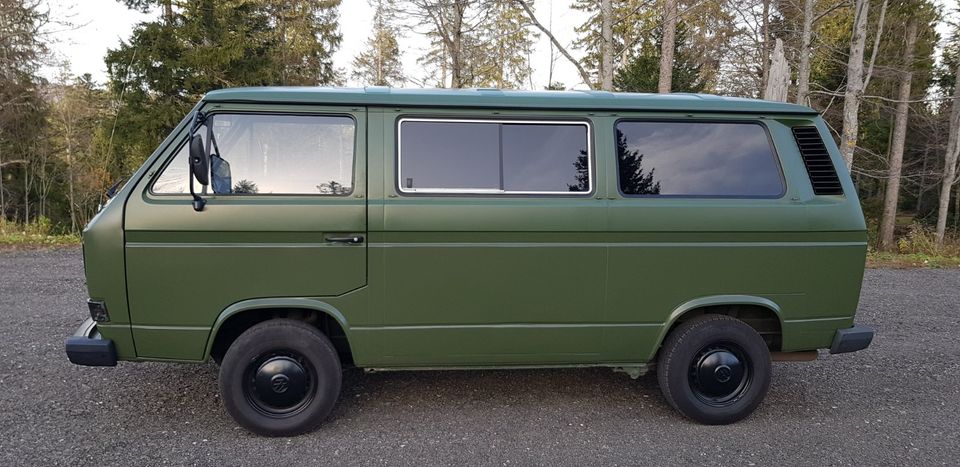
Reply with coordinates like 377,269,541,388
324,235,364,244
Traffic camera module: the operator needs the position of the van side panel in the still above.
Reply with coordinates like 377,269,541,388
604,115,866,362
362,108,610,366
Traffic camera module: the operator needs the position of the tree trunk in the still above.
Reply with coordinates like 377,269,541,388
600,0,614,91
936,62,960,245
763,39,790,102
163,0,173,24
917,146,929,213
760,0,770,91
839,0,870,169
658,0,678,93
878,19,918,252
795,0,814,105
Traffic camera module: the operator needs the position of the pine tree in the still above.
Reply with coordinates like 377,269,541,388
473,0,537,89
353,0,404,86
613,21,704,93
104,0,343,171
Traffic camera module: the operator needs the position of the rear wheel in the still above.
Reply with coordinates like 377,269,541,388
657,314,771,424
219,319,342,436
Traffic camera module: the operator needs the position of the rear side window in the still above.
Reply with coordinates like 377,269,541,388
153,114,356,195
398,119,591,194
615,121,784,197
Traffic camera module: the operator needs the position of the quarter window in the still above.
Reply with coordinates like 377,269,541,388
398,119,591,194
153,114,355,195
615,121,784,197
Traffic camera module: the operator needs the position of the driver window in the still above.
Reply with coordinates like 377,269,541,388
153,113,356,195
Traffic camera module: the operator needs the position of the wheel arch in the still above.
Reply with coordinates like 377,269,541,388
204,298,354,365
652,295,785,359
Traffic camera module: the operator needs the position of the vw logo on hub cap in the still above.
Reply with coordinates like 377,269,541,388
715,365,732,383
270,374,290,393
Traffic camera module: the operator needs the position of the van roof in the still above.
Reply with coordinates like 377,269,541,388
203,87,819,115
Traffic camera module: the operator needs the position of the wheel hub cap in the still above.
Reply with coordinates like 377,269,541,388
690,346,749,405
252,356,309,410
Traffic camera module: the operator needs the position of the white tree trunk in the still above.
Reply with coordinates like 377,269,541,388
878,19,918,252
763,39,790,102
795,0,814,105
658,0,677,93
600,0,614,91
839,0,870,169
936,62,960,245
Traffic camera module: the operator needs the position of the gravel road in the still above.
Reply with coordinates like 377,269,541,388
0,247,957,466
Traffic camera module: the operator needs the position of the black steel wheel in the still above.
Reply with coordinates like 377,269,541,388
657,315,771,424
220,319,342,436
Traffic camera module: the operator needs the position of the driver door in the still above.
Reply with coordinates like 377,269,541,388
123,106,367,360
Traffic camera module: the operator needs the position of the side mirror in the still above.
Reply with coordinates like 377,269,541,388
189,134,210,186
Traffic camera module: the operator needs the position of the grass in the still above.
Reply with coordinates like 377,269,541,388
0,218,81,249
867,251,960,268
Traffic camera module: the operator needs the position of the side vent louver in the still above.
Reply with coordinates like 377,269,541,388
791,126,843,195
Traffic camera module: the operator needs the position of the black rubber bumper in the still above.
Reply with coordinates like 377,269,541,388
829,324,874,354
65,318,117,366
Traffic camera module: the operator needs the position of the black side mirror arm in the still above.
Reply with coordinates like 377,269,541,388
188,111,207,212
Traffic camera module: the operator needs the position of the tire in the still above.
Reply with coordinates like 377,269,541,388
219,319,342,436
656,314,771,425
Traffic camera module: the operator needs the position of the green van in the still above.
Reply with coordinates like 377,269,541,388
66,87,873,436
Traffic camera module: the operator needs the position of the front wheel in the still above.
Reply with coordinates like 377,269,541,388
219,319,342,436
657,314,771,424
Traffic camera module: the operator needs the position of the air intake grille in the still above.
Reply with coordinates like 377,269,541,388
791,126,843,195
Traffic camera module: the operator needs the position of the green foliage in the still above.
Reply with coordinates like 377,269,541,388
104,0,343,172
613,22,705,93
353,0,404,86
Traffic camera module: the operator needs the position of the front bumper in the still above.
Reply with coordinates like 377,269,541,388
65,318,117,366
829,324,874,354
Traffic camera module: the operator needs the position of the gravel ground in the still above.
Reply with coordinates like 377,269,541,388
0,247,957,466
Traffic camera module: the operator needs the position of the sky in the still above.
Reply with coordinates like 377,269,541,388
40,0,592,90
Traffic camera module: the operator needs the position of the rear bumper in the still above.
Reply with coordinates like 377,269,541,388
65,318,117,366
829,324,874,354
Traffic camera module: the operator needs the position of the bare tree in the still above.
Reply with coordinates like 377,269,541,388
839,0,886,169
514,0,594,88
936,62,960,245
878,18,918,251
658,0,678,93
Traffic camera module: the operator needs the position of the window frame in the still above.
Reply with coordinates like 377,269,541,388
613,118,787,200
396,116,595,196
148,111,359,197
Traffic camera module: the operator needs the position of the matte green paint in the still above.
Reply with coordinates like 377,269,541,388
78,88,867,368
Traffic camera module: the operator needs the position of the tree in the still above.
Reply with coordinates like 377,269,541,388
514,0,593,89
48,72,111,232
0,0,48,221
105,0,342,171
353,0,404,86
614,21,705,93
878,17,918,251
267,0,343,86
571,0,658,89
476,0,537,89
601,0,614,90
838,0,886,169
403,0,474,88
763,38,790,101
935,33,960,244
658,0,678,93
